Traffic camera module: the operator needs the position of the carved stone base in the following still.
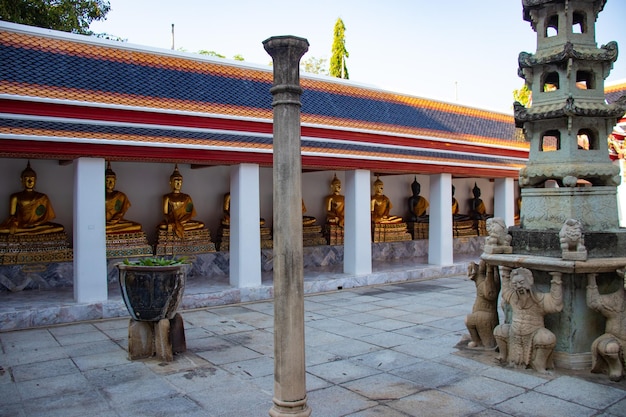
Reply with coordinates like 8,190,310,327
106,231,153,259
0,232,72,265
371,222,412,243
303,224,327,247
324,224,344,245
408,221,429,240
155,228,216,256
553,351,592,370
454,219,478,238
217,225,273,251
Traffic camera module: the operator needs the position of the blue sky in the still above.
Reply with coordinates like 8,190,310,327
89,0,626,114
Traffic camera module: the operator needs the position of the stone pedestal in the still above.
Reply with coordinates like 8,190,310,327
483,253,626,370
0,232,73,265
453,219,478,238
520,187,620,232
303,224,327,247
408,221,429,240
324,224,344,245
106,231,153,259
371,223,412,243
217,225,272,251
128,313,186,361
155,228,216,256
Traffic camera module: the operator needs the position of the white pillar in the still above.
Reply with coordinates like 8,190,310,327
428,173,453,265
494,177,515,228
229,163,262,288
344,169,372,275
617,160,626,227
73,157,107,303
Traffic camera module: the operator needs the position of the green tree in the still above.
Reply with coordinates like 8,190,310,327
0,0,110,35
513,83,532,107
301,56,328,75
329,18,349,79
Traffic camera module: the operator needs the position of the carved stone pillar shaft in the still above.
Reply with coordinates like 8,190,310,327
263,35,311,417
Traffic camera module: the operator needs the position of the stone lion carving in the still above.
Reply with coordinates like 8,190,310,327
483,217,512,254
559,218,587,260
494,267,563,373
464,260,500,349
586,271,626,381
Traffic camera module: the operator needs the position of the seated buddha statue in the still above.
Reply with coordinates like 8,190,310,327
324,174,345,227
469,183,490,220
408,177,429,222
452,185,471,221
0,162,65,235
371,176,403,224
302,199,317,226
158,165,205,238
105,162,143,233
221,192,265,227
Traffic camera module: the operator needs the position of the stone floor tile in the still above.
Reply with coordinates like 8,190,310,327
441,375,526,406
535,375,626,410
388,389,486,417
389,360,469,389
342,372,423,400
11,357,78,382
307,385,377,417
308,358,382,384
71,349,131,371
495,390,596,417
15,372,89,400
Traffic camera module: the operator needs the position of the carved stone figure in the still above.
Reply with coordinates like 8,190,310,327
464,260,500,349
325,174,345,227
586,271,626,381
371,176,402,224
559,218,587,260
0,162,65,235
407,177,429,221
105,163,143,233
494,267,563,373
484,217,512,254
157,165,205,238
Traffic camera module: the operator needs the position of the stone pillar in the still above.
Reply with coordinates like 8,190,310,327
344,169,372,275
264,35,311,417
230,163,262,288
73,157,107,303
428,173,453,265
494,177,515,228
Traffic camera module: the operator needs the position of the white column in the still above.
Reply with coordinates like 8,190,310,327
229,163,262,288
73,157,107,303
494,177,515,228
617,160,626,227
344,169,372,275
428,173,453,265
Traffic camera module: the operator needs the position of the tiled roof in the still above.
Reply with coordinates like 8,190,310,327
0,22,529,177
606,81,626,105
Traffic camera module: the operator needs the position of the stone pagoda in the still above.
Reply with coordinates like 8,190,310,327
483,0,626,371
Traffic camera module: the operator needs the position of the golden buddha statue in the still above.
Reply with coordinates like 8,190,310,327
158,165,205,238
302,199,317,226
325,174,345,227
408,177,429,221
105,163,142,233
221,192,265,227
452,185,459,215
371,176,403,224
0,162,64,235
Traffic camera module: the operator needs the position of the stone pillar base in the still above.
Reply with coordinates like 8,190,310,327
269,396,311,417
127,313,186,361
553,351,591,370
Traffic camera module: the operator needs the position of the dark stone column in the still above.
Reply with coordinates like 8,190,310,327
263,36,311,417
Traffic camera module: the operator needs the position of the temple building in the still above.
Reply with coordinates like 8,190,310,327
0,20,623,330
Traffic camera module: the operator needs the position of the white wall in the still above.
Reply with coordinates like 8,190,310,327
0,158,499,246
